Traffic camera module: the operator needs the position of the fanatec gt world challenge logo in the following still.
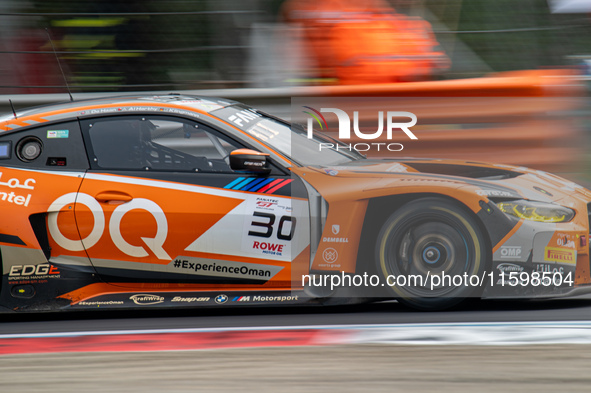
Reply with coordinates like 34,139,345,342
303,106,418,152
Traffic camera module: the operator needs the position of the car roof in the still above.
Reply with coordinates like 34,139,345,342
0,94,241,132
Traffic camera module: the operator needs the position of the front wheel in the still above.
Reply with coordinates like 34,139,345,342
375,197,488,310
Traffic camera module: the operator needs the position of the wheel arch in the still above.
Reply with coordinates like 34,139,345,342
355,193,493,275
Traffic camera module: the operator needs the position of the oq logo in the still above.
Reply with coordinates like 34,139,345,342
303,106,417,152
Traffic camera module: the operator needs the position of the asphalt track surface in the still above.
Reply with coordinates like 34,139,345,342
3,296,591,393
2,294,591,334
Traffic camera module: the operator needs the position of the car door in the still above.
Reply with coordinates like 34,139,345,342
76,114,301,286
0,118,126,313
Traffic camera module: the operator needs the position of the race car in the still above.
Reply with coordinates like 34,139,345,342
0,94,590,312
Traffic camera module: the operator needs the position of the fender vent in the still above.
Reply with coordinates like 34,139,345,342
28,213,51,261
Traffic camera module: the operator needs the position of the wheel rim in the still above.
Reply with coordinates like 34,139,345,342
384,216,474,298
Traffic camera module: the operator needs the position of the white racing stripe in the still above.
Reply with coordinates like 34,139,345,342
84,173,250,199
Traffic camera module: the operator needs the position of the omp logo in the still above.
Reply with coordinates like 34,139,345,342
48,193,170,260
304,106,417,152
500,246,522,259
544,247,576,265
130,294,164,305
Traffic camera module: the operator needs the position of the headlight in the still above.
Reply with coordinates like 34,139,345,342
495,200,575,223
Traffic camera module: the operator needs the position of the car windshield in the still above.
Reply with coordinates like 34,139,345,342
211,105,363,166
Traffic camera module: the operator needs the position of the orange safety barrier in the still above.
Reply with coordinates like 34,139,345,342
300,69,586,172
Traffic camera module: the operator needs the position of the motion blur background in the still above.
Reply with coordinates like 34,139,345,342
0,0,590,91
2,4,591,392
0,0,590,181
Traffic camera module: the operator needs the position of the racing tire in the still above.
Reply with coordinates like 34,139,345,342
375,197,488,310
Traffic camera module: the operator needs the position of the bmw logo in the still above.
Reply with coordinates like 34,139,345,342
215,294,228,304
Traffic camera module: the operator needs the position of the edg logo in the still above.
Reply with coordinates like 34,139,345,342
304,107,417,152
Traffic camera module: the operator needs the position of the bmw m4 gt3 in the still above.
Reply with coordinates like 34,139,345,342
0,94,590,311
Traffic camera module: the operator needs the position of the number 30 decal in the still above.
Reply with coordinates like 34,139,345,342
248,212,296,241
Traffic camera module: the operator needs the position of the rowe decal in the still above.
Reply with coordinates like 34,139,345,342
304,107,417,152
48,193,170,260
253,241,285,255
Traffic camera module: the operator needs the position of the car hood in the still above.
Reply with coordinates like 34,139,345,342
310,158,591,205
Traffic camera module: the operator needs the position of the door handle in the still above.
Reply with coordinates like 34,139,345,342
95,191,133,204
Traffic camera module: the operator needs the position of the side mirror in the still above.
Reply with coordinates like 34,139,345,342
229,149,271,174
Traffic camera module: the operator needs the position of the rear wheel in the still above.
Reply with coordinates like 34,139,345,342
375,197,488,310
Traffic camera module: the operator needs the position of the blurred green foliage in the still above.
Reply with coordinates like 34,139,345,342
428,0,591,73
6,0,591,91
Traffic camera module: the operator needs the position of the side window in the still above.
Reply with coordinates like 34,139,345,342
0,121,88,170
84,116,243,172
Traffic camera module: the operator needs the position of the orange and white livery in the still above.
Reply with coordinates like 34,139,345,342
0,95,590,311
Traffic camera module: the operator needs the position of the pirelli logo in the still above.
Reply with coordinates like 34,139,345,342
544,247,576,265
